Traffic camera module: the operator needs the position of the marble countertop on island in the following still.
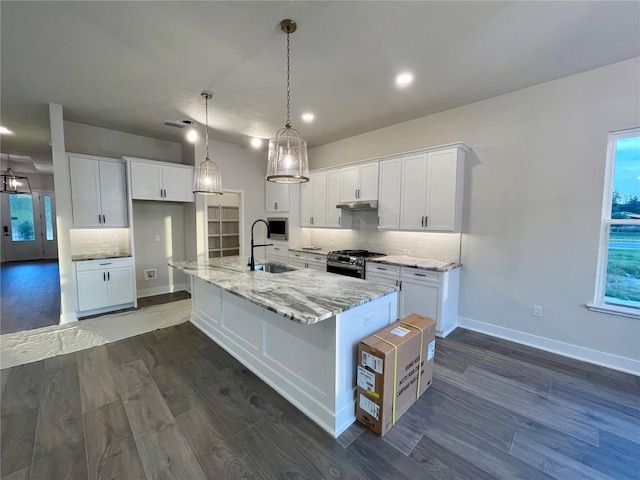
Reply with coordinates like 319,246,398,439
367,255,460,272
72,252,132,262
170,256,397,325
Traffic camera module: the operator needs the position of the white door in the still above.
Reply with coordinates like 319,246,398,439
300,182,313,227
425,149,458,231
130,162,163,200
358,163,379,200
401,279,439,322
77,269,109,311
400,153,428,230
162,165,193,202
107,267,135,305
99,161,128,227
341,166,359,201
325,169,342,227
378,158,402,229
311,172,327,226
265,180,278,213
69,156,101,227
1,192,57,261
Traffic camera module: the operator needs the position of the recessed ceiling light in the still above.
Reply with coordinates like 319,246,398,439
302,113,314,122
186,129,198,143
395,72,414,87
0,126,14,135
251,138,263,149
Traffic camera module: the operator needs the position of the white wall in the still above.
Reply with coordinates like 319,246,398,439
309,58,640,371
193,138,267,259
64,121,183,163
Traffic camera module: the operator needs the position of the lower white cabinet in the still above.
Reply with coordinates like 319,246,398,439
75,257,135,314
289,251,327,272
366,262,460,337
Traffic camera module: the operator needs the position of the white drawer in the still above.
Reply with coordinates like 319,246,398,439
367,263,400,276
75,257,133,272
267,244,289,258
307,253,327,264
401,267,441,284
289,251,307,261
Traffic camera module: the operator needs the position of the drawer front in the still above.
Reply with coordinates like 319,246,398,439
401,267,441,283
307,254,327,264
267,244,288,258
76,257,133,272
289,251,307,261
367,263,400,276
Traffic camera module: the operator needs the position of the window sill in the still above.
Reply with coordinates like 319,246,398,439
587,303,640,319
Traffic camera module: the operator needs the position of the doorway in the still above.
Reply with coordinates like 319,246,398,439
1,191,58,261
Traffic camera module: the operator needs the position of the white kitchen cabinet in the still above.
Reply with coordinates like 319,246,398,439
366,262,460,337
341,161,379,201
127,158,194,202
377,157,402,229
69,155,128,228
300,172,327,227
75,257,134,314
267,242,289,263
265,181,290,213
399,147,465,232
289,251,327,271
326,169,352,228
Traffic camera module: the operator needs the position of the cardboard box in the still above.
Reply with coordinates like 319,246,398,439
355,314,436,436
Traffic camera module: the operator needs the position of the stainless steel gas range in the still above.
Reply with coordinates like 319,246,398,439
326,249,385,279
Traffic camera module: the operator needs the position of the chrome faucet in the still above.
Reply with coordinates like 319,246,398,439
249,219,273,271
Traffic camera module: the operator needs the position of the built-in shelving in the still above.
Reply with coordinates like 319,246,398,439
208,205,239,258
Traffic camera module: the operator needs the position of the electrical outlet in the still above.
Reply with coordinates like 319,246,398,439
144,269,157,280
154,234,160,242
403,249,411,255
532,305,543,317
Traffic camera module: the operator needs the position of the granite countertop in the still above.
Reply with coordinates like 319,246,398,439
288,247,331,256
170,256,397,325
72,252,132,262
368,255,460,272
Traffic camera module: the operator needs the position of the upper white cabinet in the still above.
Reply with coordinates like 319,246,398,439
301,172,327,227
377,157,402,229
265,181,290,213
341,161,379,201
69,155,128,228
127,158,194,202
377,145,465,232
325,169,352,228
399,148,464,231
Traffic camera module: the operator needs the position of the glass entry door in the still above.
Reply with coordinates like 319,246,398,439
1,191,57,261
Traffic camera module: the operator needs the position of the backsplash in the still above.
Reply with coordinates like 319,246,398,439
305,210,461,263
70,228,131,256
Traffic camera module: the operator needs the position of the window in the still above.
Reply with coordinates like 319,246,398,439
590,128,640,318
8,194,36,241
43,194,54,241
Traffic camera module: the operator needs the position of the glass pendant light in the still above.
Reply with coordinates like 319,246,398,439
1,154,32,195
266,19,310,184
193,91,223,195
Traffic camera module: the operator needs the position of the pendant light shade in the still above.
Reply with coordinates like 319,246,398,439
266,19,309,184
1,155,32,195
193,91,223,195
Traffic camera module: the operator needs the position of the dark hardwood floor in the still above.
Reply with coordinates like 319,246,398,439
0,260,60,335
1,324,638,480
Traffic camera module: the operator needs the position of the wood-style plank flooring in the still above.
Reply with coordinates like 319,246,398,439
0,260,60,335
1,324,638,479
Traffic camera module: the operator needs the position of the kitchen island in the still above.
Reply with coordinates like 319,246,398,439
170,257,398,437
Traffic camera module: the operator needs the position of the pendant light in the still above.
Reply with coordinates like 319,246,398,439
266,19,310,184
193,91,223,195
1,155,32,195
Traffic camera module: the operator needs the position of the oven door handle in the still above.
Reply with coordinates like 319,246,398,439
326,261,362,271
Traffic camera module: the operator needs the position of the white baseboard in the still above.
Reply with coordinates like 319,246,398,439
60,312,78,324
137,283,187,298
457,316,640,377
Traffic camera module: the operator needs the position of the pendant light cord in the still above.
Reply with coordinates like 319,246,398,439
286,28,291,129
205,96,210,160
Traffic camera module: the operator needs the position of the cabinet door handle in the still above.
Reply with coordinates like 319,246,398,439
102,214,106,224
378,216,380,226
311,217,314,225
160,188,163,198
99,262,112,266
378,267,387,270
421,216,425,227
338,216,341,226
399,280,403,291
98,214,102,224
424,216,428,227
415,273,427,277
103,272,106,281
395,279,399,286
275,202,278,210
108,271,110,281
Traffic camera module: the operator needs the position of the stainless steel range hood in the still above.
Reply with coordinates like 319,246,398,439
336,200,378,210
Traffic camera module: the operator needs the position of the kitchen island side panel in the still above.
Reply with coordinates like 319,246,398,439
188,275,396,437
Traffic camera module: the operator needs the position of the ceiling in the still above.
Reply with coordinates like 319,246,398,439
1,1,639,173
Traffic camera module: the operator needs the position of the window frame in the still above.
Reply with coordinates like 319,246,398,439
588,128,640,319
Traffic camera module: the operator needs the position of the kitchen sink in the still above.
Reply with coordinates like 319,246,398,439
254,263,297,274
